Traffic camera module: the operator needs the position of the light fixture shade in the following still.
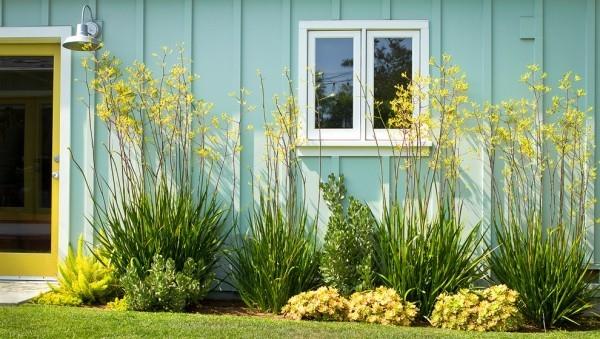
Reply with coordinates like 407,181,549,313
63,22,102,51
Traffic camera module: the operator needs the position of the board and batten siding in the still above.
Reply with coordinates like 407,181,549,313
1,0,599,272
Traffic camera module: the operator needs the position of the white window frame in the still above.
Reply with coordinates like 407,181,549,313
307,30,361,140
299,20,429,147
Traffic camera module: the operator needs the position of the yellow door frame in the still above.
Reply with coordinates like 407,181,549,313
0,44,60,277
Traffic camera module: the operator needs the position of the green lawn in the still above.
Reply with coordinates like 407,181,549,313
0,305,599,338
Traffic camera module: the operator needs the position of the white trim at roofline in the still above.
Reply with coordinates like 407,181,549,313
0,26,72,264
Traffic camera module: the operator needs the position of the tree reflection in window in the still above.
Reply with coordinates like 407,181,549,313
315,38,353,129
373,37,412,129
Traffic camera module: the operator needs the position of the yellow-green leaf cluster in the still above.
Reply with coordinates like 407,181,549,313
347,286,418,326
106,296,129,311
50,235,117,305
281,287,349,321
32,291,83,306
430,285,523,332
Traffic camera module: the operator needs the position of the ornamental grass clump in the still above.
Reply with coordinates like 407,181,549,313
78,47,238,310
320,174,375,296
281,287,349,321
372,55,488,318
430,285,523,332
347,287,418,326
473,66,597,328
226,71,319,313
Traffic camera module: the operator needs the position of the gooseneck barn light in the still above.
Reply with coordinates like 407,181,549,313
62,5,102,51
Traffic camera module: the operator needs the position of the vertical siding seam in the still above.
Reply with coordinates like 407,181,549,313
184,0,192,61
586,0,600,265
432,0,442,63
282,0,291,72
534,0,544,76
82,0,98,245
41,0,49,25
136,0,145,62
233,0,242,215
482,0,493,245
331,0,340,20
381,0,391,20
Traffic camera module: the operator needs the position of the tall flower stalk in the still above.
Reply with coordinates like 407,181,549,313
370,55,488,317
227,70,319,313
472,66,597,328
76,47,239,307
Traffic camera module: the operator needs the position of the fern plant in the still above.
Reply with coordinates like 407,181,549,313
320,174,375,296
51,235,117,305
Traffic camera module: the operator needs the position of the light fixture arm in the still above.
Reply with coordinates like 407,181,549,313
80,5,95,24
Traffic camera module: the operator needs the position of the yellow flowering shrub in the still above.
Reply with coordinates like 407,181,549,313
347,287,418,326
281,287,348,321
430,285,522,332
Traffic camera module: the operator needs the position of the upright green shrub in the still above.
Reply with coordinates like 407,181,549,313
473,67,597,328
226,71,319,313
320,174,375,295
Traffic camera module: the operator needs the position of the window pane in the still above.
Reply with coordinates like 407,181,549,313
373,37,412,129
315,38,354,129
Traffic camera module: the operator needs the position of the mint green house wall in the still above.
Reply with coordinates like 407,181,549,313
1,0,599,273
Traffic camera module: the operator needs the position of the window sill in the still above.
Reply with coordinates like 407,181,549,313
297,140,432,157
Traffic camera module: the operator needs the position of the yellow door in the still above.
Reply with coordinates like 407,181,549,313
0,44,60,277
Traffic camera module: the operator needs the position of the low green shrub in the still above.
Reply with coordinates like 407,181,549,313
281,287,348,321
120,254,204,312
489,220,596,328
347,286,418,326
47,235,117,305
430,285,523,332
320,174,375,295
33,291,82,306
227,195,320,313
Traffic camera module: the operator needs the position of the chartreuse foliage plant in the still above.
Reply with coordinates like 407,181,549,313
473,66,597,328
34,235,116,306
347,287,418,326
281,287,349,321
371,55,488,318
320,174,375,296
430,285,523,332
78,47,238,311
226,71,319,313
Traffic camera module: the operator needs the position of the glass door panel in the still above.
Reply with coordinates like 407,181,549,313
0,56,53,254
